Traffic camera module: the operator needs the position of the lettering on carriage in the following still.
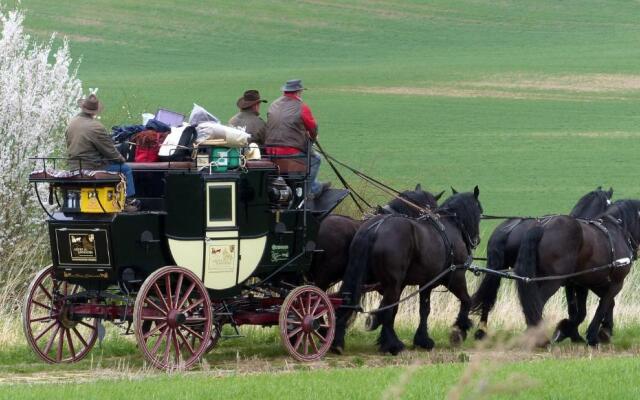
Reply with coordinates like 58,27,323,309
69,233,97,262
207,244,237,273
270,244,289,262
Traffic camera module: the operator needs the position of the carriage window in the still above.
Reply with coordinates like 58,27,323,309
206,183,236,227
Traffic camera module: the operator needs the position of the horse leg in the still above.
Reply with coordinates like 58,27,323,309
447,271,473,346
377,285,405,355
598,299,615,344
553,285,587,343
585,283,622,347
413,288,435,350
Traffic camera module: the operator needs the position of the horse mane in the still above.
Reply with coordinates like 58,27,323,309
437,192,483,239
570,189,610,219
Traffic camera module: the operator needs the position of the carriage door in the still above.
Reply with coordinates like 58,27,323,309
204,181,239,290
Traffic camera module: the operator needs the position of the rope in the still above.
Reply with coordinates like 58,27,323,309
481,214,536,220
314,141,369,213
467,257,632,283
318,148,432,216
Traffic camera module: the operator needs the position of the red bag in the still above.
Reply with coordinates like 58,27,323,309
134,130,167,162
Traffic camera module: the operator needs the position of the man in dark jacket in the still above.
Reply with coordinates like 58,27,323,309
228,90,267,145
265,79,330,197
66,94,137,204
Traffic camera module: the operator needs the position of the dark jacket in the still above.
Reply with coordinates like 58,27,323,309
228,110,267,145
265,95,314,151
66,112,125,170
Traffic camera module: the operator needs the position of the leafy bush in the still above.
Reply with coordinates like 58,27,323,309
0,8,82,258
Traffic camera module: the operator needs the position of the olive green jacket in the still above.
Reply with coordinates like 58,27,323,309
228,110,267,145
66,112,125,170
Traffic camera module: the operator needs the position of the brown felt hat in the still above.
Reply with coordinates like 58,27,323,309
77,94,103,115
237,90,267,109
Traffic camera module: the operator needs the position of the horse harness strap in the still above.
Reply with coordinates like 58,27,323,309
587,219,616,265
422,213,455,270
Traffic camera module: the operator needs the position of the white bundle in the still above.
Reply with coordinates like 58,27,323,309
196,122,250,147
158,124,187,157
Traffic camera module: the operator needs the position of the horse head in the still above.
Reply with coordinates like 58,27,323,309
438,185,483,249
391,184,444,217
606,200,640,252
570,186,614,219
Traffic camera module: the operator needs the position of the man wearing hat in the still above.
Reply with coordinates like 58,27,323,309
228,90,267,145
265,79,330,198
66,93,138,209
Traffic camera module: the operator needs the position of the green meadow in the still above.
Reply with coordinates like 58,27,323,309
14,0,640,215
3,0,640,395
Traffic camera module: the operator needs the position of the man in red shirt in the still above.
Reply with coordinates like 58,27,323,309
265,79,330,197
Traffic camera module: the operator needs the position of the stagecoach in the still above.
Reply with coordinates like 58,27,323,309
24,150,349,369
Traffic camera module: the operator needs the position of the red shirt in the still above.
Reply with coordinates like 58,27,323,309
267,93,318,156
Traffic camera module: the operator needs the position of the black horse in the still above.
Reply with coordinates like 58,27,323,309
309,184,443,291
470,187,613,341
516,199,640,346
332,187,483,355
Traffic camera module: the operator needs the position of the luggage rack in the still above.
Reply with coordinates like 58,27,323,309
29,157,127,218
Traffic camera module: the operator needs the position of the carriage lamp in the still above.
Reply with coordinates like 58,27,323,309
268,177,293,207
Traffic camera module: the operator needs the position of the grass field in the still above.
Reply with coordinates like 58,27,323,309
1,354,640,399
2,0,640,396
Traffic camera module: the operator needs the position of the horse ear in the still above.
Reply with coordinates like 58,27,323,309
451,186,458,195
415,183,422,191
434,190,445,201
473,185,480,198
608,187,614,198
597,185,602,190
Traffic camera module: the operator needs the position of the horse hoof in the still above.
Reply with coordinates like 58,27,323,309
552,328,567,343
413,336,435,351
381,341,405,356
330,345,344,355
570,335,586,344
364,315,379,331
598,328,612,344
449,327,464,347
474,329,487,341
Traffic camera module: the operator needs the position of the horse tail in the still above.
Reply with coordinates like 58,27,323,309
515,225,545,326
339,222,378,311
471,227,509,314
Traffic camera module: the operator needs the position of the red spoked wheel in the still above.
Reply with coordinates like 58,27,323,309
134,266,212,370
22,265,98,363
279,285,335,362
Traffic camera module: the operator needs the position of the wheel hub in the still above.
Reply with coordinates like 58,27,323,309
59,304,77,329
167,310,186,328
301,314,319,333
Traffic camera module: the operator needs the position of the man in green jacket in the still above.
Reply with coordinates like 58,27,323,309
228,90,267,145
66,94,137,203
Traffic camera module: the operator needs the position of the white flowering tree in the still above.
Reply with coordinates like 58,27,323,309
0,8,82,257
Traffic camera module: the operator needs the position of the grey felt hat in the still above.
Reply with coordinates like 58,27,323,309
281,79,305,92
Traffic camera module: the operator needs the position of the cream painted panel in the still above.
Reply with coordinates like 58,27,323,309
167,239,203,279
204,238,239,290
206,230,238,239
237,236,267,284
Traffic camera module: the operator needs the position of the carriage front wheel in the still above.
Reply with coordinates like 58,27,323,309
279,285,335,362
134,266,212,370
22,265,98,363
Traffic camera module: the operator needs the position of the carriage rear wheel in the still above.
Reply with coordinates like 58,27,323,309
22,265,98,363
134,266,212,370
279,285,335,362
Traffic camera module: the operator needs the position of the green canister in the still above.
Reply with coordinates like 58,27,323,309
210,147,241,172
